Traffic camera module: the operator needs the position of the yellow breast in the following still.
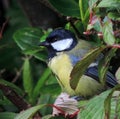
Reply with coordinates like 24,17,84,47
48,53,76,95
48,51,104,97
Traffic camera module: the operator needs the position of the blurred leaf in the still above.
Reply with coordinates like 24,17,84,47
39,94,55,115
83,9,90,27
23,58,33,100
98,48,116,85
40,83,61,95
116,96,120,119
102,18,115,45
45,73,58,84
89,0,99,10
15,104,45,119
33,68,51,99
108,12,120,20
92,20,102,32
42,115,53,119
104,85,120,119
87,16,102,32
52,116,65,119
78,89,112,119
33,52,48,63
0,79,23,96
0,0,29,70
98,0,120,8
0,112,16,119
65,21,85,35
40,29,53,42
0,94,18,112
0,99,9,105
79,0,89,27
13,27,44,54
110,98,117,119
115,67,120,81
70,46,106,90
48,0,80,17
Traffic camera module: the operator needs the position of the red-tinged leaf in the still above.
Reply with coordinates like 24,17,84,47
102,18,115,45
89,0,99,10
87,15,102,32
70,46,106,90
111,44,120,49
50,93,79,118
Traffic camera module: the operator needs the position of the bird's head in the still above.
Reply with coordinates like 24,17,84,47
39,29,78,57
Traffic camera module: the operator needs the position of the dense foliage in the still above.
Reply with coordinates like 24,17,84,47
0,0,120,119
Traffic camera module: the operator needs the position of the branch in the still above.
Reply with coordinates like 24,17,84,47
0,83,30,110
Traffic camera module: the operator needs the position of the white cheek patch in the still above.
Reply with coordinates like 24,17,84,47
51,38,73,51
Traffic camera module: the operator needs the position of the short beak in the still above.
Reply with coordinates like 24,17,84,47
39,41,50,47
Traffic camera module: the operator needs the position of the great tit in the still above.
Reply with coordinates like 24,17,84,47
39,29,118,98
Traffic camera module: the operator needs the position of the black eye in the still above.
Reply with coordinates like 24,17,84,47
47,36,60,43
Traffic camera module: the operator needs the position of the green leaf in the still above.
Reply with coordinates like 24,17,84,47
108,12,120,21
15,104,45,119
33,52,48,62
42,115,53,119
70,46,106,90
39,94,55,115
98,48,117,85
104,85,120,119
48,0,80,17
115,67,120,81
33,68,51,99
0,79,23,96
87,16,102,32
102,18,115,45
13,27,44,54
78,86,120,119
89,0,99,10
97,0,120,8
79,0,89,27
23,58,33,100
78,90,112,119
110,98,117,119
40,83,61,95
0,112,16,119
116,96,120,119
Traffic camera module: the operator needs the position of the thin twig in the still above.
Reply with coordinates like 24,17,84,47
0,18,9,39
12,67,23,83
0,83,30,110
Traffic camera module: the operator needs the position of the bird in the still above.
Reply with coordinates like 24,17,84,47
39,28,118,98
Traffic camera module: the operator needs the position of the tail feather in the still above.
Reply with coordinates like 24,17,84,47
85,66,118,88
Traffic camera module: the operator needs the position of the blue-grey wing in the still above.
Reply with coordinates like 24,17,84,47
85,66,118,88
